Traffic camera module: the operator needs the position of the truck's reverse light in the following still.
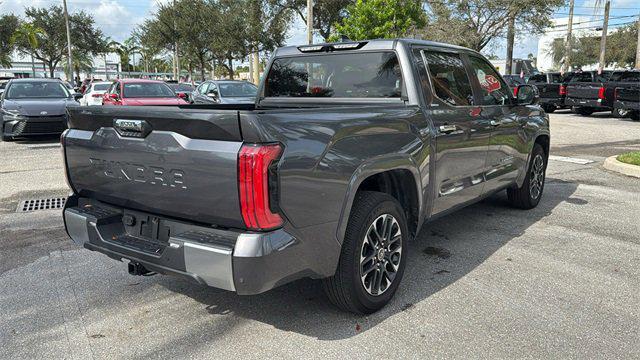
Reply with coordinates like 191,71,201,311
238,143,283,231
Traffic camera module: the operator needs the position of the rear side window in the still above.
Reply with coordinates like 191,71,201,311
528,74,547,83
569,72,593,83
265,52,403,98
468,56,511,106
422,51,474,106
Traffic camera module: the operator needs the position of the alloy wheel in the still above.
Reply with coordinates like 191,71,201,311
359,214,402,296
529,154,545,200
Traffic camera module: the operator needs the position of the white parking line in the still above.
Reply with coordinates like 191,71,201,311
549,155,594,165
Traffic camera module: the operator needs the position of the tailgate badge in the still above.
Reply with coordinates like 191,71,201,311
114,119,152,138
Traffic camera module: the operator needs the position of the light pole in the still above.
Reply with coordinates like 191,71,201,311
62,0,73,80
307,0,313,44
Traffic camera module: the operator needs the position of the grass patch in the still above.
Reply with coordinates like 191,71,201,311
617,151,640,166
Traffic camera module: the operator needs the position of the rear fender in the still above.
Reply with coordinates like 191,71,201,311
336,154,423,244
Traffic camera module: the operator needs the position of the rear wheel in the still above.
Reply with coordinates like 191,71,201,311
542,104,556,113
629,111,639,121
612,107,628,118
507,143,547,210
1,135,12,142
323,191,407,314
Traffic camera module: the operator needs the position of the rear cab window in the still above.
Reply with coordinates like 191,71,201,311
528,74,547,83
264,52,403,98
569,72,593,83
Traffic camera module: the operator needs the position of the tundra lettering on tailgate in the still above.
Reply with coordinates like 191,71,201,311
89,158,187,189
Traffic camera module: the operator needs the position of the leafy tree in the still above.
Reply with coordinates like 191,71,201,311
0,14,19,68
14,6,104,78
285,0,353,41
331,0,426,41
551,24,639,69
420,0,561,52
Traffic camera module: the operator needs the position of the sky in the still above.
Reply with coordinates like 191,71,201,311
1,0,639,61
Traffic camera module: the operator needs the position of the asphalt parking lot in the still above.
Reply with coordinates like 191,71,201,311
1,111,639,359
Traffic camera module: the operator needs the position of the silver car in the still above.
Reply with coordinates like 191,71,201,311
190,80,257,104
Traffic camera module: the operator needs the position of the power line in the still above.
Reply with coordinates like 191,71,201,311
546,20,636,32
551,15,638,27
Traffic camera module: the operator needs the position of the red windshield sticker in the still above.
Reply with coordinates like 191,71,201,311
481,75,501,93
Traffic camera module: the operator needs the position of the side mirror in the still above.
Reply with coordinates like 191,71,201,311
515,84,539,105
72,92,83,101
109,93,119,100
177,92,187,99
207,90,219,99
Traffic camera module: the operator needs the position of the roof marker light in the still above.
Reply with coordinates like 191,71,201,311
332,42,366,50
298,45,324,53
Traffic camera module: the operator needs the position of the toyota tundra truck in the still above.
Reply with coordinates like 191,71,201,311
61,39,549,314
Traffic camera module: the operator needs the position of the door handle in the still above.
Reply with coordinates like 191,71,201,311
439,124,458,134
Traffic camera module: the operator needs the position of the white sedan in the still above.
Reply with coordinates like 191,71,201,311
79,81,111,106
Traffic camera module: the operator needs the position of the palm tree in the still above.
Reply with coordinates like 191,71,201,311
11,23,44,77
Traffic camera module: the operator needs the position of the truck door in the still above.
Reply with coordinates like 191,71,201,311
467,55,527,194
417,49,491,215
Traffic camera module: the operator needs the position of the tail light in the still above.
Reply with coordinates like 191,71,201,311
513,86,518,97
559,85,566,95
598,86,605,100
238,143,283,231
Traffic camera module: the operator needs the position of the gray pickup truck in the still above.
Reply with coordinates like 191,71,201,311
62,39,549,314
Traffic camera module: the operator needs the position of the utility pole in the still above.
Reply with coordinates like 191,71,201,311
635,15,640,69
598,0,611,74
62,0,73,81
562,0,575,74
307,0,313,44
252,52,260,85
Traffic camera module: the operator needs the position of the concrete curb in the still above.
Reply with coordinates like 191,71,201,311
603,156,640,179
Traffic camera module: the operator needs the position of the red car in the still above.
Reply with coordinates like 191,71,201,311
102,79,189,106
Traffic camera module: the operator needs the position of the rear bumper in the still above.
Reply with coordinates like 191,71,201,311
564,97,610,109
63,195,329,295
539,97,563,107
614,100,640,111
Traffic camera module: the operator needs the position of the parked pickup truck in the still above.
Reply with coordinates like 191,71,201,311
62,39,549,314
614,84,640,121
565,70,639,116
527,72,573,113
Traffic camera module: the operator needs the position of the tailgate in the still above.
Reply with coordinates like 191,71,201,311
536,83,560,98
618,86,640,102
63,105,245,228
566,83,600,99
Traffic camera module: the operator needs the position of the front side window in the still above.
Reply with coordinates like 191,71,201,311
469,56,511,106
122,82,175,98
265,52,403,98
422,51,474,106
5,81,70,99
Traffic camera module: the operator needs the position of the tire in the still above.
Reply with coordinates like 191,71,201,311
1,134,12,142
575,107,594,116
507,143,547,210
542,104,556,113
629,111,639,121
323,191,408,314
612,107,628,118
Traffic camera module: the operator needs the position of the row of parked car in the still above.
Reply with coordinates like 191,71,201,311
505,70,639,121
79,78,258,106
0,77,258,140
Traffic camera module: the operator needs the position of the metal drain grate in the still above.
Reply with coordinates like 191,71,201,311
17,197,67,212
